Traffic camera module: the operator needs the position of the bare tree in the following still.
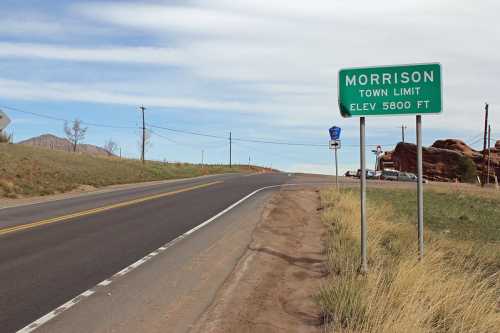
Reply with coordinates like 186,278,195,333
64,119,87,152
103,139,118,156
0,131,13,143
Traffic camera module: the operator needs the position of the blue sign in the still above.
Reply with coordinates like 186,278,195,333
329,126,341,140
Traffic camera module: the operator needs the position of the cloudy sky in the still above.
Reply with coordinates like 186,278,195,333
1,0,498,173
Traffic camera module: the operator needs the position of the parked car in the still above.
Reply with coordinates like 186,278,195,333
398,172,417,182
398,172,428,183
366,170,380,180
356,169,379,179
381,169,399,181
344,170,356,177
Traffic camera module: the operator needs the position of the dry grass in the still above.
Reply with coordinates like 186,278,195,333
0,143,265,198
318,189,500,332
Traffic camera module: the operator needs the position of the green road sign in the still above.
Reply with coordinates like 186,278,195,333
338,63,442,117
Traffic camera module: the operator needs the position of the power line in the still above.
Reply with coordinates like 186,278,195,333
232,136,327,147
465,131,483,142
0,104,138,129
151,123,396,148
2,103,401,149
148,124,225,140
148,129,178,145
149,129,228,151
468,136,484,147
1,105,67,122
149,123,331,147
465,132,484,146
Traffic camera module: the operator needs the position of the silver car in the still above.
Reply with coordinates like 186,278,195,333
381,170,399,181
398,172,417,182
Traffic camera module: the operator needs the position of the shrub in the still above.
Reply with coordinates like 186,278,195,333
0,131,12,143
457,155,477,183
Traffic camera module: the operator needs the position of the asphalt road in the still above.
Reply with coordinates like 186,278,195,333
0,172,316,332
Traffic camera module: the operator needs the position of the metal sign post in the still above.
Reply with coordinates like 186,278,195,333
338,63,442,270
329,140,341,189
335,147,339,188
329,126,342,189
360,117,367,273
416,115,424,259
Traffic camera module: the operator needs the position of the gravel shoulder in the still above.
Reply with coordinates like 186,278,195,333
191,188,327,333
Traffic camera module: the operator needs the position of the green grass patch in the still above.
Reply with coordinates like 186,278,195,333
367,188,500,243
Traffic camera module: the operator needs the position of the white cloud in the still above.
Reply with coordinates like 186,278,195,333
0,18,64,36
1,0,499,140
0,42,183,65
74,2,297,38
0,79,247,111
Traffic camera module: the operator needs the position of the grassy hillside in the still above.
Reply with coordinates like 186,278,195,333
0,143,263,198
318,187,500,332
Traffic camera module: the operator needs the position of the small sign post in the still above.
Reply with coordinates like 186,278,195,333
338,63,442,270
329,127,342,188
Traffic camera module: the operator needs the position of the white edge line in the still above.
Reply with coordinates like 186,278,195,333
16,182,320,333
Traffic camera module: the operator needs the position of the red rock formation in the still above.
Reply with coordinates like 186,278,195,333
431,139,480,158
380,139,499,183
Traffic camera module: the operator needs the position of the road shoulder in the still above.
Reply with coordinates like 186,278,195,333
191,188,327,333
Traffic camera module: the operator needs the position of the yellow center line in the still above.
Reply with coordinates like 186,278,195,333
0,181,222,237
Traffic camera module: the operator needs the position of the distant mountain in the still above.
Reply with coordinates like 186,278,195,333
18,134,112,156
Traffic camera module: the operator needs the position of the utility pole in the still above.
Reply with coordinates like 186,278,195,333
201,149,204,167
248,156,251,170
482,103,489,186
229,132,232,168
139,105,146,164
487,125,491,184
401,125,407,143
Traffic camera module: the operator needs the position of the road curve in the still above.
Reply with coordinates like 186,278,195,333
0,172,308,332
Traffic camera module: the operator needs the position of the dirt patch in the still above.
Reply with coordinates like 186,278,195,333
191,189,328,333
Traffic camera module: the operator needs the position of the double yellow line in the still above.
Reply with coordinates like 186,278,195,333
0,181,222,237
